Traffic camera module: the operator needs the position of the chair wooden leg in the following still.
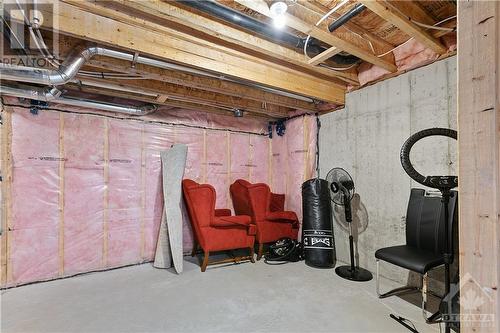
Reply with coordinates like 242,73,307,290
249,247,255,263
201,250,209,272
257,243,264,261
191,244,197,257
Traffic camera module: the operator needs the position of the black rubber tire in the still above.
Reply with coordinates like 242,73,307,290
400,128,457,188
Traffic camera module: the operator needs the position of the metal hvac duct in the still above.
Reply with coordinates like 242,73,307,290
0,84,156,116
0,45,315,102
0,46,215,86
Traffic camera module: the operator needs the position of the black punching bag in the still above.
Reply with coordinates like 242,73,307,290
302,178,335,268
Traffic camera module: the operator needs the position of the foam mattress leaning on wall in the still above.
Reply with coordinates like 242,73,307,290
0,100,317,287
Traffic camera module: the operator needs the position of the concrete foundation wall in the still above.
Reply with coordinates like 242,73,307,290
319,56,457,284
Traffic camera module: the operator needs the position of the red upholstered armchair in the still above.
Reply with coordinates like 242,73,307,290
230,179,299,260
182,179,256,272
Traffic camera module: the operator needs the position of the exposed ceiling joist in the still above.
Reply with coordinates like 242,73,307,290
234,0,397,72
93,0,358,85
295,0,396,51
56,35,319,111
284,1,392,58
358,0,447,54
45,2,345,104
308,47,342,66
67,84,272,119
86,57,317,112
75,77,290,117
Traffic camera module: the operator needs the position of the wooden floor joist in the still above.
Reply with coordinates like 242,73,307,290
359,0,447,54
66,85,276,119
74,77,292,117
80,0,358,86
42,2,345,104
87,58,317,111
234,0,397,72
47,36,322,112
296,0,396,52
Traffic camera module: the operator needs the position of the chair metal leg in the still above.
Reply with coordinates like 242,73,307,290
422,272,430,322
376,260,420,299
420,272,442,324
376,259,380,296
376,261,442,324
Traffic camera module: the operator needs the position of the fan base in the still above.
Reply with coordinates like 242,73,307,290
335,265,373,282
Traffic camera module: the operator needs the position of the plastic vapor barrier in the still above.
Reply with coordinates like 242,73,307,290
0,100,317,287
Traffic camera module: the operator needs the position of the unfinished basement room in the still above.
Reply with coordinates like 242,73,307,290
0,0,498,332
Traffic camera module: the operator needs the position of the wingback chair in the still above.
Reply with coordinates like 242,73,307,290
230,179,299,260
182,179,256,272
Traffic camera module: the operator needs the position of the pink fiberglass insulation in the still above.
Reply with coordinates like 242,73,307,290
271,134,287,195
285,118,306,222
107,120,144,268
142,124,174,260
249,136,270,185
3,100,316,287
205,131,229,210
230,133,251,185
357,37,457,87
10,108,60,284
63,114,105,275
174,126,204,250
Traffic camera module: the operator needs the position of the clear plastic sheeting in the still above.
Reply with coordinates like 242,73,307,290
2,101,316,287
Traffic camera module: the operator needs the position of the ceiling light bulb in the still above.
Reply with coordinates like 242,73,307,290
270,1,288,17
273,15,286,29
270,1,287,29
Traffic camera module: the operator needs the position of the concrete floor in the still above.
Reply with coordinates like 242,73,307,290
1,258,439,333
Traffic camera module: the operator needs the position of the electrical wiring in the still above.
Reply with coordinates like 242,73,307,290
361,287,423,332
383,0,456,32
343,25,376,53
8,3,146,80
319,62,357,71
302,0,349,57
78,72,148,80
302,0,356,71
13,0,61,68
374,13,457,58
377,37,414,58
413,20,455,31
302,0,456,68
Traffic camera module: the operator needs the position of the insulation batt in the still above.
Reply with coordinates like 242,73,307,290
3,100,317,287
357,36,457,87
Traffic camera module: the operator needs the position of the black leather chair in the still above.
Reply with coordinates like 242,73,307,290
375,188,458,321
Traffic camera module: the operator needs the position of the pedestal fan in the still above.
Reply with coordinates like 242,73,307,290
326,168,373,282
